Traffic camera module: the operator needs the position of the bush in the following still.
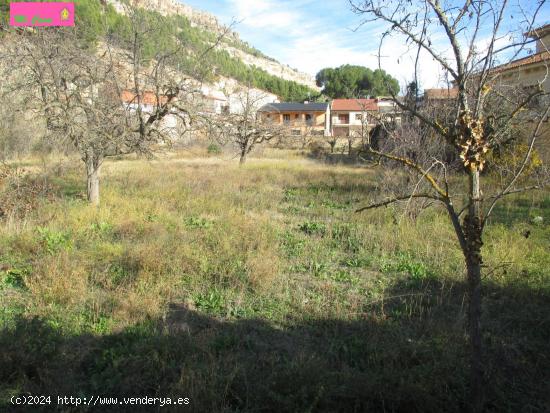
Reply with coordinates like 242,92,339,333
308,141,328,158
0,166,55,220
207,143,222,155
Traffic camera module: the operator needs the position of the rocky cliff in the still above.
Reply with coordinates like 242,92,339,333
107,0,319,91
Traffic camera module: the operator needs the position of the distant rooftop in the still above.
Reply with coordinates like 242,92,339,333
331,99,378,111
423,88,458,100
527,23,550,37
121,90,169,105
258,102,328,112
490,51,550,74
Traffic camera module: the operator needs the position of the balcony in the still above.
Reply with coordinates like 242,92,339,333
332,116,350,125
282,120,321,127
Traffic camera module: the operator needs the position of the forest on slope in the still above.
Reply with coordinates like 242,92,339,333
0,0,319,101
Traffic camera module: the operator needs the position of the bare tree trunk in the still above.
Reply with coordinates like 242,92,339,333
465,168,484,413
86,157,101,206
239,148,247,165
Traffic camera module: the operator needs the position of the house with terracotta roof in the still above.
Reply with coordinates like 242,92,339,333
487,23,550,93
330,99,379,137
257,102,330,136
491,24,550,158
418,88,459,110
120,89,171,111
375,97,402,124
422,88,458,101
121,89,180,138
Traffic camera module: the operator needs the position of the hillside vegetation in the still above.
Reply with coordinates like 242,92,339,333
1,152,548,412
0,0,318,101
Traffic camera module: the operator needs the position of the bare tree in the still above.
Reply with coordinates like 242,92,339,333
3,29,130,205
325,135,338,154
211,86,284,164
1,4,217,205
350,98,380,154
350,0,549,411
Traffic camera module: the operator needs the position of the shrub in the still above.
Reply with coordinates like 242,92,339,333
2,268,27,289
0,165,55,219
207,143,222,155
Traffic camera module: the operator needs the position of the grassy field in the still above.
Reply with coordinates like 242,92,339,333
1,151,549,412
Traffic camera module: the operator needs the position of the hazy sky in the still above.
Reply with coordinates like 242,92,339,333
181,0,550,90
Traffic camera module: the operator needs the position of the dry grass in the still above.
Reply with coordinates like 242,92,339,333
0,151,548,412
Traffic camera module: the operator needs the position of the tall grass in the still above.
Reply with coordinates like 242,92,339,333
0,153,548,412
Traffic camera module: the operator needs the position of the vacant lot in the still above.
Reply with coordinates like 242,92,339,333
1,152,549,412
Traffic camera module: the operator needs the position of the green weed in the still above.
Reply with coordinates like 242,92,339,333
279,231,306,258
298,221,326,236
185,216,213,229
342,256,371,268
331,223,361,252
193,289,225,315
36,227,72,254
2,268,27,289
380,253,434,281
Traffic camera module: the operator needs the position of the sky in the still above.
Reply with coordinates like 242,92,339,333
180,0,550,90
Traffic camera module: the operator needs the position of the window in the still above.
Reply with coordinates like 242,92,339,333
291,129,301,136
283,114,291,123
305,114,313,125
295,114,300,119
338,114,349,123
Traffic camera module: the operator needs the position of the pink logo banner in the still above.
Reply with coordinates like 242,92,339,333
10,2,75,27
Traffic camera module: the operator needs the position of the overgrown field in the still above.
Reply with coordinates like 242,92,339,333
1,153,549,412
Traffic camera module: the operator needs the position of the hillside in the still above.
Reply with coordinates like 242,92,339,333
0,0,319,101
108,0,319,90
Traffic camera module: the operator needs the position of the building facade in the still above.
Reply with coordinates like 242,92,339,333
330,99,379,138
257,102,331,136
200,85,278,115
490,24,550,93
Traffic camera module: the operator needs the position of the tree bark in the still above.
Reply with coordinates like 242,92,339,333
86,156,101,206
239,149,247,165
464,168,484,413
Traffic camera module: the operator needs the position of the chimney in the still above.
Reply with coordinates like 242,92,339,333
304,100,309,104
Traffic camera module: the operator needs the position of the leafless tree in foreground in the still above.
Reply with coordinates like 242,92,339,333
2,30,177,205
350,0,549,410
210,86,285,165
1,3,225,205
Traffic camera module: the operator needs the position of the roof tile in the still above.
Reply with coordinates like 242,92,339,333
258,102,328,112
331,99,378,111
121,90,169,106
